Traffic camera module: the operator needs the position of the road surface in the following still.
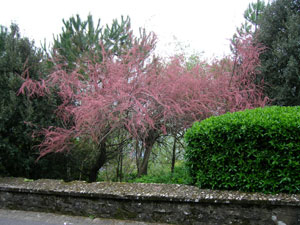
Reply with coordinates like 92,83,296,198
0,209,170,225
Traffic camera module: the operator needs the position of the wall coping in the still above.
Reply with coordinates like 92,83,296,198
0,177,299,206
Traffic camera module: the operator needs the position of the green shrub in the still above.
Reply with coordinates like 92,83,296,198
184,106,300,194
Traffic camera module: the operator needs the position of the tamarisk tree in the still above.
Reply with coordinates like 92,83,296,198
19,32,267,180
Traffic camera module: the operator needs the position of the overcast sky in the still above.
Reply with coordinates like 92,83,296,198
2,0,257,59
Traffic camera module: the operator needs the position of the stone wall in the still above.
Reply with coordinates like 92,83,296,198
0,177,299,225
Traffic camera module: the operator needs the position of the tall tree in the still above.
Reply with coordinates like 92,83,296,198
256,0,300,106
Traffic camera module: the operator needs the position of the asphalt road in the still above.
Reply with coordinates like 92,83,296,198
0,209,170,225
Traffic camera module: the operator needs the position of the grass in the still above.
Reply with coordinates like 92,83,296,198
128,164,193,185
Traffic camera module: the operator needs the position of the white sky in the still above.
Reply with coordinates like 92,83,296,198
1,0,256,59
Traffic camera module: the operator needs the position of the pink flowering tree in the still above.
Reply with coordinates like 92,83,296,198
19,32,267,180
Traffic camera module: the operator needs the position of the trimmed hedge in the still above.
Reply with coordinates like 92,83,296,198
184,106,300,194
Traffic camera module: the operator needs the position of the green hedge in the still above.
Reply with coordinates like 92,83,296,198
184,106,300,194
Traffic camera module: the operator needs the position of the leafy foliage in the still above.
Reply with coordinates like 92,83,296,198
257,0,300,106
184,106,300,194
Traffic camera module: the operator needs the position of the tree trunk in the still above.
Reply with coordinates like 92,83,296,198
137,130,158,177
135,140,142,176
171,135,177,174
119,148,123,182
89,141,107,182
116,156,120,181
137,144,151,177
116,148,123,182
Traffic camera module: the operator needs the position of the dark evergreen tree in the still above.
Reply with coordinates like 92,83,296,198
257,0,300,106
0,23,60,178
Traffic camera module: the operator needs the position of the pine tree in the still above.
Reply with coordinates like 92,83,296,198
52,14,131,71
